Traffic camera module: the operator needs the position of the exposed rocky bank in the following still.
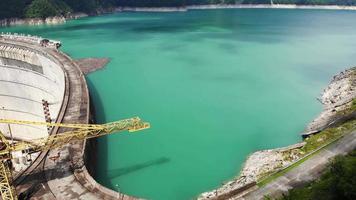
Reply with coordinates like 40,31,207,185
198,67,356,200
75,58,110,75
0,16,66,27
0,13,88,27
307,67,356,132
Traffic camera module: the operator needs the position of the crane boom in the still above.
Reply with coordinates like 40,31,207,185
0,162,15,200
0,117,149,160
0,119,104,130
0,116,150,200
13,117,148,154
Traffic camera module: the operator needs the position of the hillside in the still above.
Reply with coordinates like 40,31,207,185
0,0,116,19
1,0,356,20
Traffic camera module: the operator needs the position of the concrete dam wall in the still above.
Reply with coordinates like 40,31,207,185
0,43,65,140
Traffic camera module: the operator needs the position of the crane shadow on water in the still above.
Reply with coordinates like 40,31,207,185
86,79,171,191
107,157,170,179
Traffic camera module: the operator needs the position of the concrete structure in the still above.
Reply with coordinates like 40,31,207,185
0,35,137,200
0,42,65,140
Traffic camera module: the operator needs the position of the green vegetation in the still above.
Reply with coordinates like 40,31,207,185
258,119,356,187
25,0,71,18
337,98,356,116
258,152,316,187
2,0,356,20
0,0,26,19
0,0,116,19
301,120,356,153
278,149,356,200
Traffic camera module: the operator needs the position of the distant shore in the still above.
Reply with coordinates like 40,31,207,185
189,4,356,10
121,7,187,12
123,4,356,12
0,13,87,27
2,4,356,27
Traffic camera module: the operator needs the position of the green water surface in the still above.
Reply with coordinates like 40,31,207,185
2,9,356,200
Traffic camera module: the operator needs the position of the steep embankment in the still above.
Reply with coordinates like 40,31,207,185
307,68,356,132
198,67,356,200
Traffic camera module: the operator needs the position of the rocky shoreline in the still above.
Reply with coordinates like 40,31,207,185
306,67,356,132
0,16,66,27
0,13,89,27
187,4,356,10
198,67,356,200
75,58,110,75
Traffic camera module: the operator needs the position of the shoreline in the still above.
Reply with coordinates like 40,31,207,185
114,4,356,12
198,67,356,199
121,7,187,12
75,57,110,75
187,4,356,10
0,13,87,27
2,4,356,27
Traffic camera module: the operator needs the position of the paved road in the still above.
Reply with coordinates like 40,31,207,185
237,130,356,200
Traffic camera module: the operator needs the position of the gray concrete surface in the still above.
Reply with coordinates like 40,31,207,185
0,43,65,140
237,130,356,200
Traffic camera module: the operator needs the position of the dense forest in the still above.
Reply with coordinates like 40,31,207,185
0,0,117,19
278,149,356,200
1,0,356,19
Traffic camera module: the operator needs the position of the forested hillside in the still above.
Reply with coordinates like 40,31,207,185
1,0,356,20
0,0,117,19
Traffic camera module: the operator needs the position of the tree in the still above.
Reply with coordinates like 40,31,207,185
25,0,59,18
281,149,356,200
0,0,26,19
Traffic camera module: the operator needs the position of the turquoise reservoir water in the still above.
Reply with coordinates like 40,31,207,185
2,9,356,200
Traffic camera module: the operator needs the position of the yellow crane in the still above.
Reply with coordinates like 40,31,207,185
0,117,150,200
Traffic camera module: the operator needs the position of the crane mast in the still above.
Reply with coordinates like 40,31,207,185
0,117,150,200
